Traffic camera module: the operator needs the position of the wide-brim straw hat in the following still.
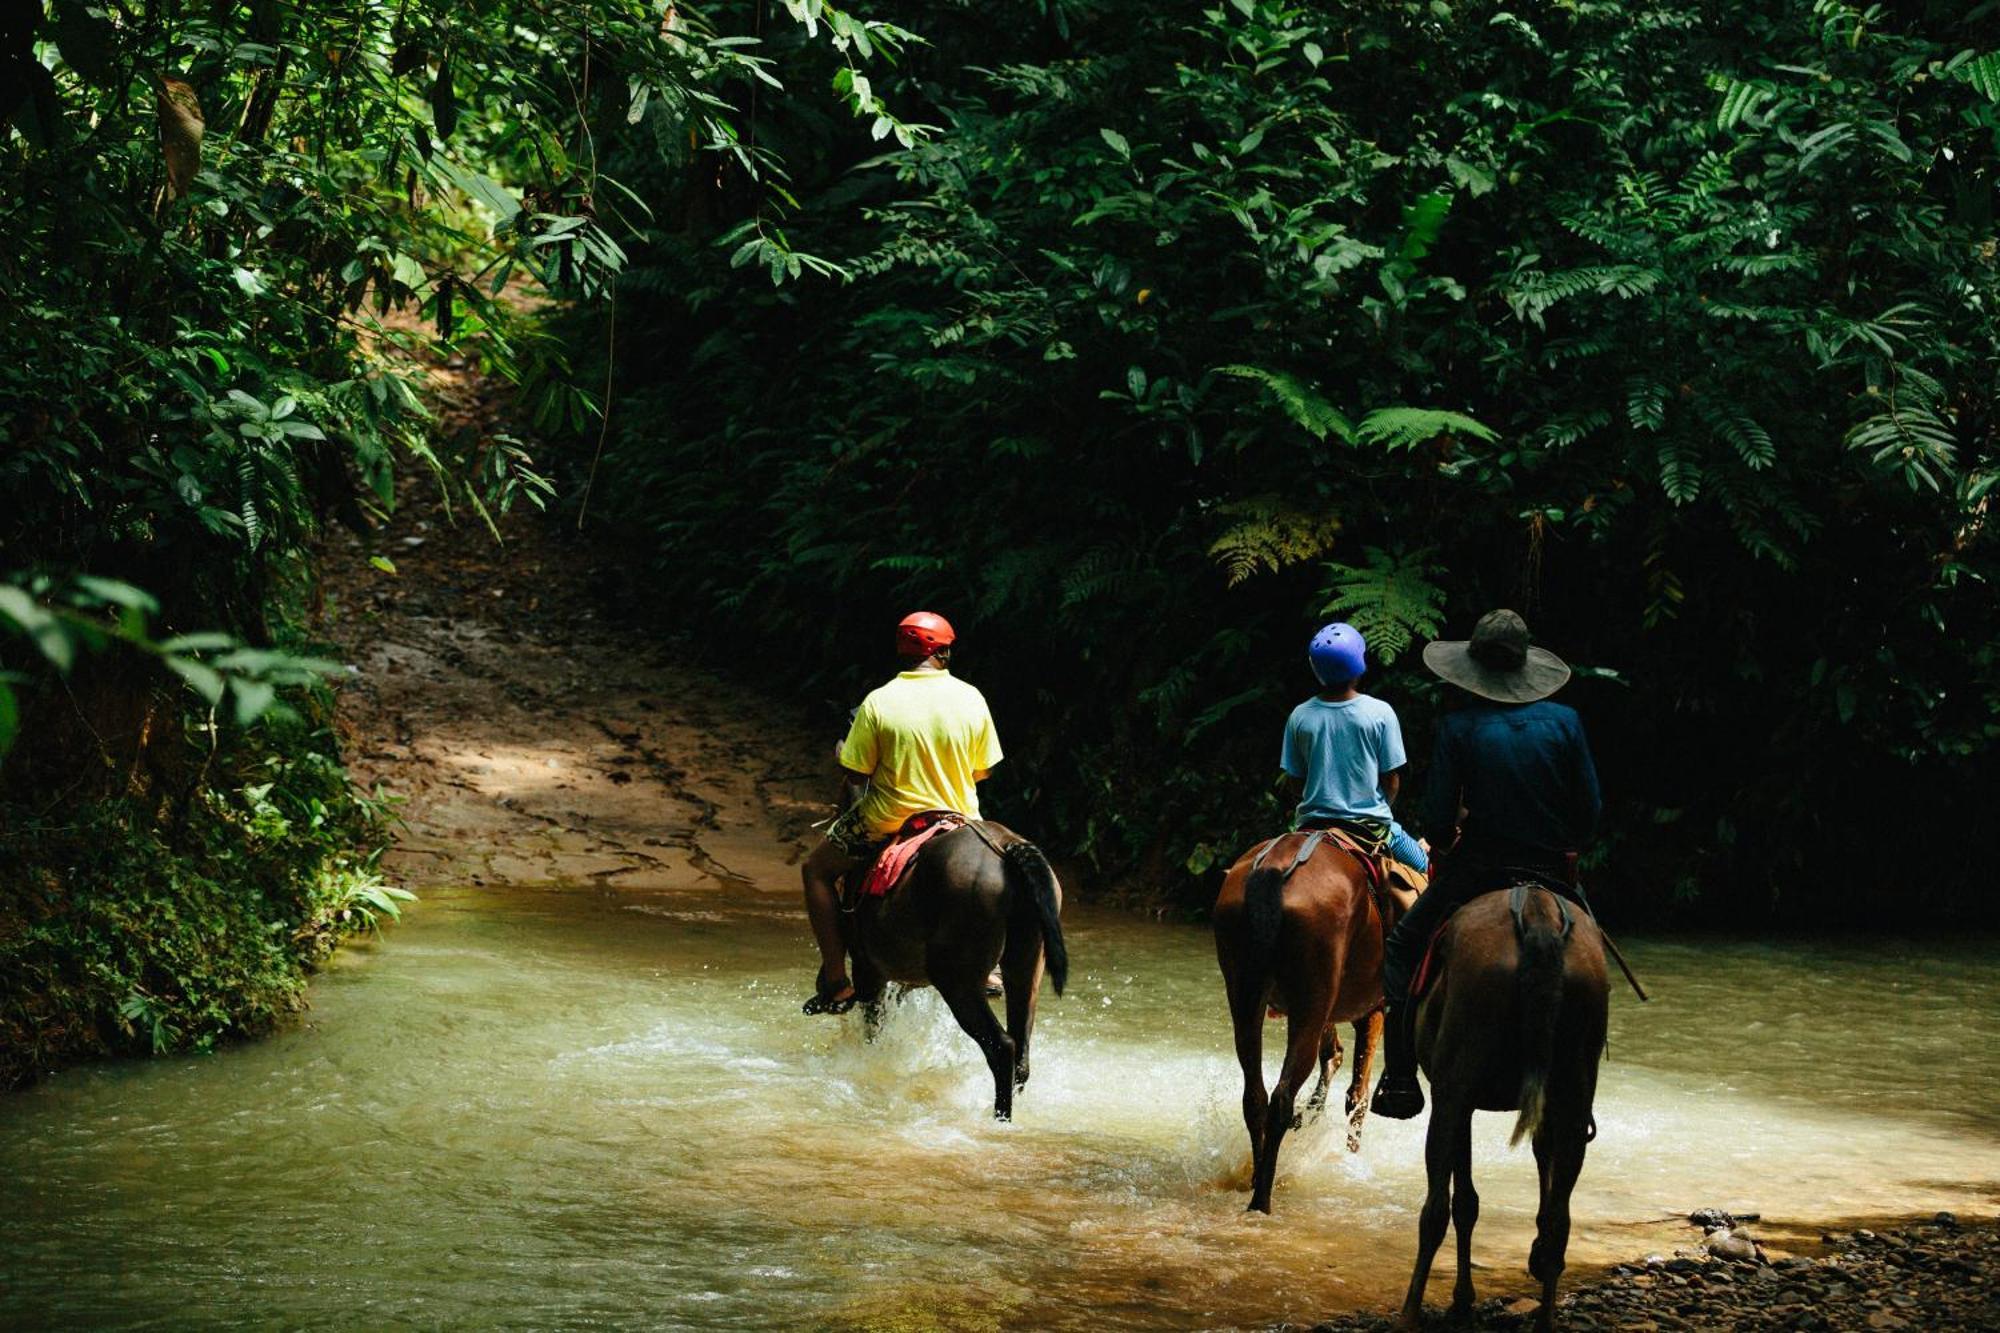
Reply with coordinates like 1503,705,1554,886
1422,608,1571,704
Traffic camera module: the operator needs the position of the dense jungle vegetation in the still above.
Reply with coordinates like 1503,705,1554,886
0,0,895,1082
2,0,1996,1080
580,0,2000,921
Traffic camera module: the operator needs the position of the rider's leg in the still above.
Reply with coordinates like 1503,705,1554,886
1372,861,1469,1119
802,837,857,994
1386,820,1429,874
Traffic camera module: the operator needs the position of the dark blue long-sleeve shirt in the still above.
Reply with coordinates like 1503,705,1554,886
1422,699,1601,852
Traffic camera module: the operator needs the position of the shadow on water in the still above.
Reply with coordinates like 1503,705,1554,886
1,885,1996,1330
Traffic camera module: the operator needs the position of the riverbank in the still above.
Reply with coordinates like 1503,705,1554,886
1294,1215,2000,1332
314,343,828,912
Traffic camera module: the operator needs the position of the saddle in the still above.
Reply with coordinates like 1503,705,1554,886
1248,824,1428,921
848,810,966,905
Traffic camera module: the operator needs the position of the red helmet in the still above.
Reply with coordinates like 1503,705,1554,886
896,611,956,658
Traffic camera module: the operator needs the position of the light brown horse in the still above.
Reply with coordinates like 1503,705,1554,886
1213,832,1395,1213
844,823,1067,1121
1396,885,1609,1333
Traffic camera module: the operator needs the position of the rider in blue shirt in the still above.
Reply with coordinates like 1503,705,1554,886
1281,623,1427,871
1371,609,1601,1120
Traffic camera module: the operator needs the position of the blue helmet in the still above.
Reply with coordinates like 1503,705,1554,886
1309,622,1367,685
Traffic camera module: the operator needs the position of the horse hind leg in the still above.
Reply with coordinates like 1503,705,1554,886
938,977,1017,1122
1249,999,1333,1215
1529,1118,1589,1332
1225,967,1269,1185
1001,890,1046,1090
1449,1111,1480,1317
1396,1104,1464,1332
1344,1009,1382,1152
1305,1027,1342,1121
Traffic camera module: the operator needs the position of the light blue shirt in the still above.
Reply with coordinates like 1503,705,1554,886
1280,694,1408,825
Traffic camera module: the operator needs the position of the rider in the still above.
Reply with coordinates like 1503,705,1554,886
1370,608,1601,1119
1282,622,1427,873
801,611,1004,1015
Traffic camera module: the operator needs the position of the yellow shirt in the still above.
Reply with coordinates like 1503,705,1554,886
839,669,1004,837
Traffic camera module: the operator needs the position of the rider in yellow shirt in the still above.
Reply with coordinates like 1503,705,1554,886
802,612,1003,1014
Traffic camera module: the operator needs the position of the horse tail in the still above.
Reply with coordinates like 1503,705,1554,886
1239,864,1286,1012
1003,840,1067,996
1510,889,1569,1147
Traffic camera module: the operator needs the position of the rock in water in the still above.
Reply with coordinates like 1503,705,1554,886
1706,1229,1761,1263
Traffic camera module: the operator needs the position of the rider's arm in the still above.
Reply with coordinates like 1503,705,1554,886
1567,714,1603,843
1381,766,1403,807
1420,720,1459,844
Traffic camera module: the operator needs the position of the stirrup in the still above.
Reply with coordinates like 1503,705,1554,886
1371,1075,1426,1120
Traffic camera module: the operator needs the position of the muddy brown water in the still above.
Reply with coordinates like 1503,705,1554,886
3,879,1997,1331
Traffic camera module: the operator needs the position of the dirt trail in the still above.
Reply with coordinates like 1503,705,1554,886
315,360,827,907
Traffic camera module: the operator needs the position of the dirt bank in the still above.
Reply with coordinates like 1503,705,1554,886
315,358,831,914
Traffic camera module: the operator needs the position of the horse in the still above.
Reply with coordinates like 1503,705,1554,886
1395,884,1610,1333
1212,830,1399,1214
843,822,1068,1121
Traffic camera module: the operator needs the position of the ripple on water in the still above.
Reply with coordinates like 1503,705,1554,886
0,891,1995,1331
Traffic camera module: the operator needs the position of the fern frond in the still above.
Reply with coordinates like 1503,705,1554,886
1214,364,1354,442
237,456,263,549
1530,409,1612,450
1060,544,1141,607
1503,265,1663,326
1698,398,1777,469
1846,400,1958,491
1626,376,1668,432
1711,251,1816,276
1950,51,2000,103
1354,407,1497,451
1208,497,1340,586
1318,547,1446,663
870,554,948,573
1656,438,1703,503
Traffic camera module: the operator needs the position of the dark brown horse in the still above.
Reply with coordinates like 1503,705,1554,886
1213,832,1395,1213
844,822,1068,1121
1396,885,1609,1333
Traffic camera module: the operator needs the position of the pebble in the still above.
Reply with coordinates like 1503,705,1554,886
1300,1220,2000,1332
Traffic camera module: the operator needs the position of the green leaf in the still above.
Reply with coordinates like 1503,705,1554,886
430,59,459,139
1318,548,1447,663
390,254,429,291
1099,127,1130,157
165,656,226,706
231,679,277,726
369,555,399,575
1215,365,1355,442
52,0,119,87
1353,407,1496,451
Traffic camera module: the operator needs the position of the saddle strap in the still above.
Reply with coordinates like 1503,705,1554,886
1248,829,1328,877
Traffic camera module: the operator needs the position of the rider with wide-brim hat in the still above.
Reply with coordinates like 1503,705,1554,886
1370,609,1602,1120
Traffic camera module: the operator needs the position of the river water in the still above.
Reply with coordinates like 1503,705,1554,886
3,883,1997,1330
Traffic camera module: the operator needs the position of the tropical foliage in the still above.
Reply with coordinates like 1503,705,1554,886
1,0,904,1078
580,0,2000,919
